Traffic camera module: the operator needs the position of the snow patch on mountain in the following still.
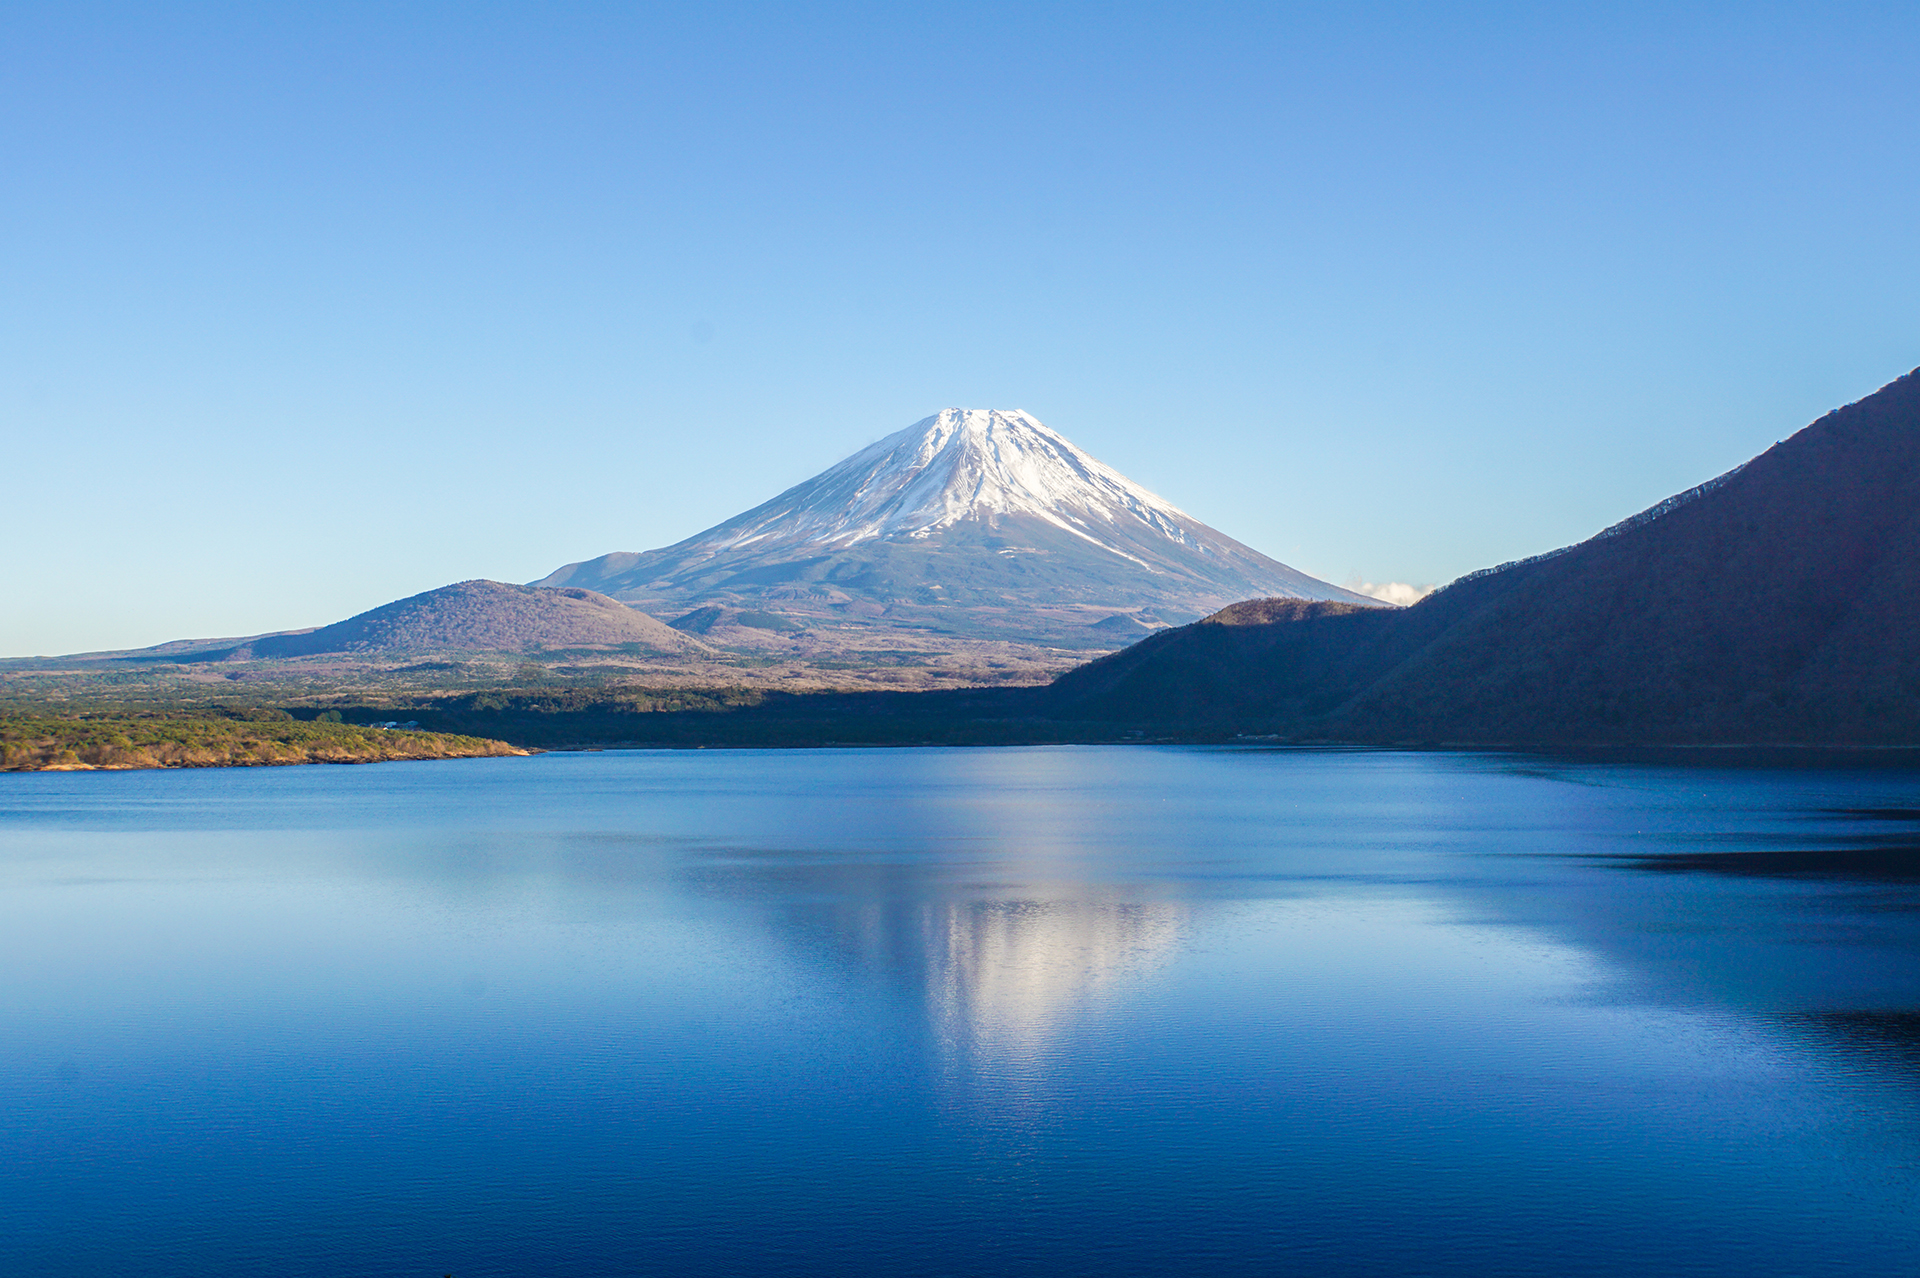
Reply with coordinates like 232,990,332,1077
691,409,1198,567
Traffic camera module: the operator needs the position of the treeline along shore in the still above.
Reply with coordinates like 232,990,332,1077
0,708,527,772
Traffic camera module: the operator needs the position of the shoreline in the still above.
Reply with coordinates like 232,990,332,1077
1,710,528,774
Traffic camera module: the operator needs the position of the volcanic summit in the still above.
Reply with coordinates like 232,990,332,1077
537,409,1374,642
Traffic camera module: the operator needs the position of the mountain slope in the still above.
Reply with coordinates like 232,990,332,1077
236,580,711,659
537,409,1376,640
1045,368,1920,745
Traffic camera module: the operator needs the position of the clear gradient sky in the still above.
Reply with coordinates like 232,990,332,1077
6,2,1919,655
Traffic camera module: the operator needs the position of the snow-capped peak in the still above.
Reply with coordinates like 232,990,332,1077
537,406,1383,612
693,408,1199,560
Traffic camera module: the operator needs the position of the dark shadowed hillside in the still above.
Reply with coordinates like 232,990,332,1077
1045,368,1920,745
235,581,712,658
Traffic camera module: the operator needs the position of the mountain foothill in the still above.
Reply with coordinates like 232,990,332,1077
220,581,711,662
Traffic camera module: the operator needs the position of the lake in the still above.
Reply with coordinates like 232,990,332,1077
3,746,1919,1276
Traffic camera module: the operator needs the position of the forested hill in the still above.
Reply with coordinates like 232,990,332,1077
1044,368,1920,746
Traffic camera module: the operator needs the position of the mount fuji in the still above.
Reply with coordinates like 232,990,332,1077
536,409,1377,643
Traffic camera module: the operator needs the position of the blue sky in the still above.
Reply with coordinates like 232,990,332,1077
6,2,1919,654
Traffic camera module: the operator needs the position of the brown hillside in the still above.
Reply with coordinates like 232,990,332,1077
240,580,712,658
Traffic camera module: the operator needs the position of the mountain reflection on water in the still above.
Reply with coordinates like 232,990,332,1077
4,747,1920,1277
677,832,1190,1078
926,896,1186,1067
774,885,1186,1066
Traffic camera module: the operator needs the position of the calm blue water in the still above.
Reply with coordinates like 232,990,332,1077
4,747,1920,1276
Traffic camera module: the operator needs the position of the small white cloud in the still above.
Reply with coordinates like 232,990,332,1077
1345,578,1435,607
